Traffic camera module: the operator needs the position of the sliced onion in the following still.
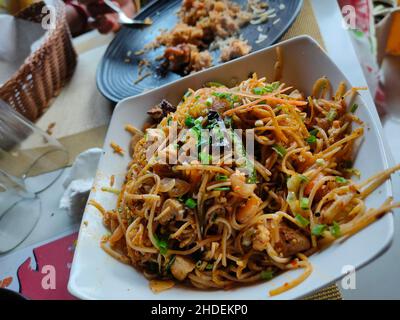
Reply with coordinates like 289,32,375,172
168,179,191,198
159,178,176,192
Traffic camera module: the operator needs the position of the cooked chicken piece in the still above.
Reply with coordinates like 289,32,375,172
189,50,212,72
164,44,192,72
158,199,185,225
220,39,252,62
157,23,205,47
276,224,311,257
170,256,195,281
252,223,270,251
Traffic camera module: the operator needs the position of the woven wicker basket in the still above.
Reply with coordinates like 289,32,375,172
0,0,77,122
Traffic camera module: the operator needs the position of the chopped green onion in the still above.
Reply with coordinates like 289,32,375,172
309,129,318,136
335,176,348,184
213,187,231,191
350,103,359,113
154,234,168,255
311,224,327,236
260,270,274,280
195,95,201,100
185,116,195,127
167,117,172,125
253,87,266,95
295,214,310,227
306,135,317,144
300,197,309,210
184,91,192,98
205,263,213,270
327,109,337,122
330,221,341,238
195,260,202,268
265,81,280,93
212,92,231,99
299,175,309,183
185,198,197,209
316,159,325,166
272,144,287,157
215,174,228,181
206,97,213,107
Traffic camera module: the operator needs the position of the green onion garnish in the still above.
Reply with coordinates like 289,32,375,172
295,214,310,227
185,116,195,127
309,129,318,136
300,197,309,210
215,174,228,181
205,263,213,270
327,109,337,122
306,135,317,144
154,234,168,255
253,87,266,95
213,187,231,191
184,90,192,98
299,174,309,183
272,144,287,157
206,97,213,107
185,198,197,209
335,176,348,184
330,221,341,238
311,224,327,236
350,103,359,113
260,270,274,280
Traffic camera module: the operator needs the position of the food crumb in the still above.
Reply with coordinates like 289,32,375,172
110,141,124,155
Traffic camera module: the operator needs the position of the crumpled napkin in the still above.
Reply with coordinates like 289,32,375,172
59,148,103,216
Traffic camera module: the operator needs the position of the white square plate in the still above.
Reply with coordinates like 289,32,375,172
68,36,394,300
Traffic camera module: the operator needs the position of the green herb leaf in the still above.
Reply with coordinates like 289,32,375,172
213,187,231,191
295,214,310,227
350,103,359,113
272,144,287,157
185,116,195,127
206,97,213,107
154,234,168,255
330,221,341,238
306,135,317,144
327,109,337,122
300,197,309,210
299,174,309,183
185,198,197,209
215,174,228,181
206,263,213,270
335,176,348,184
311,224,327,236
260,270,274,280
253,87,266,95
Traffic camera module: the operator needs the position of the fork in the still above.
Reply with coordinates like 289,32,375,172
103,0,152,28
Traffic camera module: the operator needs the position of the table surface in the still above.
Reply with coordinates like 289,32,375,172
4,0,400,299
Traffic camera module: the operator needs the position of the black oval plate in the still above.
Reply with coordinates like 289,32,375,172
97,0,303,102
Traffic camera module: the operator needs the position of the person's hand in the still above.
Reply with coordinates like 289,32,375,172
79,0,137,34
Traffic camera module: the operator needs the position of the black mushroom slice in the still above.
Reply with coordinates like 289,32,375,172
147,99,177,122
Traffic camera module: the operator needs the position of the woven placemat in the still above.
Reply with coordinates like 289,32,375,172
304,284,343,300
